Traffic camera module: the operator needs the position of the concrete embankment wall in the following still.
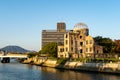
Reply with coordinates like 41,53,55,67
64,62,120,73
23,57,120,73
23,57,57,67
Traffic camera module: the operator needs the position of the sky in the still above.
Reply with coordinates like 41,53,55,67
0,0,120,51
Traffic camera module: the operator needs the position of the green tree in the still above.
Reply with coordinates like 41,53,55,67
94,36,103,45
41,42,57,57
114,40,120,53
94,36,116,53
27,52,38,58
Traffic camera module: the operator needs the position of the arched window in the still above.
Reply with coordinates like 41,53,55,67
66,34,68,38
80,36,82,39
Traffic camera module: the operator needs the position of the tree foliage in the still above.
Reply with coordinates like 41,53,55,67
27,52,38,58
114,40,120,53
94,36,116,53
40,42,57,57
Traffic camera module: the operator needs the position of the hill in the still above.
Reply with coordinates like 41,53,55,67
1,45,30,53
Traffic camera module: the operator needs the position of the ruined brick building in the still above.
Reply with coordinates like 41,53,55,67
57,22,103,58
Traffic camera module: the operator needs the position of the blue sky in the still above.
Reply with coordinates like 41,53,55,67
0,0,120,51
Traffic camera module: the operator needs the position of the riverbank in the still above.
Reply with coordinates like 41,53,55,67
22,57,120,74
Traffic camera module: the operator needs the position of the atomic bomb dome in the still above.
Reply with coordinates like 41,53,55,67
73,22,88,31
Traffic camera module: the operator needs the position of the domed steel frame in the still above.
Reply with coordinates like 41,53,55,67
74,22,88,29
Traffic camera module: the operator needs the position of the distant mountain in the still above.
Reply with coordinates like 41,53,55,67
1,45,30,53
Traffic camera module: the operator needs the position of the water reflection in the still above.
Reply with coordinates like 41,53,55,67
0,62,120,80
38,67,92,80
37,67,120,80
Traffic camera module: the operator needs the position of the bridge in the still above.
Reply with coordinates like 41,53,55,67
0,53,27,58
0,53,28,63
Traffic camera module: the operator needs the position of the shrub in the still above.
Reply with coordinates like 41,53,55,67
48,57,57,60
76,58,85,62
27,52,38,58
108,58,119,62
57,58,68,65
92,58,119,63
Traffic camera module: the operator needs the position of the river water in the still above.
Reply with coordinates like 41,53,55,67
0,61,120,80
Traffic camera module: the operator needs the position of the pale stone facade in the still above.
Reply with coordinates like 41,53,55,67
58,22,103,58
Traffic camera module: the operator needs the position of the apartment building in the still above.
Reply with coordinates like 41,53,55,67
42,22,68,47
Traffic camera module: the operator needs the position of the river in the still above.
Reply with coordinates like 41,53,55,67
0,60,120,80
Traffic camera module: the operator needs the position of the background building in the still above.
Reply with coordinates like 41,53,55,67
42,22,68,47
58,22,103,58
